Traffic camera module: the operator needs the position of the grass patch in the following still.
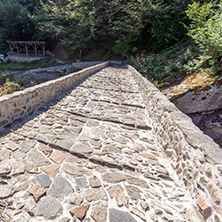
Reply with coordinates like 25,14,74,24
0,58,60,71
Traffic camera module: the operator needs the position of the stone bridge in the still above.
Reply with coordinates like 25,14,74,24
0,63,221,222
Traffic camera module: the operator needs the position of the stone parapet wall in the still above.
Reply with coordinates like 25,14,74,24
129,65,222,221
0,62,109,128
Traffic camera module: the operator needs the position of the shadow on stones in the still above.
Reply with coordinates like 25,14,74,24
0,69,101,139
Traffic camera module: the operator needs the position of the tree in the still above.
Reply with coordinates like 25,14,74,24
0,0,35,51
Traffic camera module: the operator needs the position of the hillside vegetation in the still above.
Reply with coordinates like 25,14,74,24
0,0,221,87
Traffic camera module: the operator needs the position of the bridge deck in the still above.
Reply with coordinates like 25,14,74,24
0,67,197,221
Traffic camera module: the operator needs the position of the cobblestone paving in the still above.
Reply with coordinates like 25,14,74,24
0,67,198,221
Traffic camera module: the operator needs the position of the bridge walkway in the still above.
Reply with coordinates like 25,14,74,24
0,67,197,221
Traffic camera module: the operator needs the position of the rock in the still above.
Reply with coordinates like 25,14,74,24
102,172,125,183
0,149,11,161
42,164,60,178
35,173,52,188
59,217,71,222
62,163,91,177
125,185,141,200
140,201,150,212
207,181,221,204
109,209,137,222
69,193,83,205
0,161,11,174
90,140,102,148
0,185,11,198
27,151,51,167
6,140,19,151
108,185,125,207
20,140,36,153
24,161,40,174
69,204,89,220
126,176,149,189
36,197,63,219
75,176,89,190
89,176,101,188
13,181,29,193
48,176,73,198
11,159,25,175
197,196,212,220
50,150,66,164
70,143,93,155
28,184,46,201
130,207,146,221
38,143,53,156
36,134,56,144
24,196,36,211
84,188,108,202
91,203,107,222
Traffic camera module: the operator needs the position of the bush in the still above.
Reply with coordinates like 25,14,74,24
185,1,222,74
165,62,182,76
0,72,11,84
4,81,20,94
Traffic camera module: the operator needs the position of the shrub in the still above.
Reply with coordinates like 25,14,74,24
185,1,222,74
4,81,20,94
0,72,11,84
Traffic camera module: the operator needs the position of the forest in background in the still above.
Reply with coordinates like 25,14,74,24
0,0,221,87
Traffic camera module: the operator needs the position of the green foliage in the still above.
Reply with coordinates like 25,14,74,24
185,1,222,74
0,58,58,70
150,0,190,48
31,0,191,58
0,72,10,84
0,0,35,49
165,62,183,76
4,80,20,92
0,72,20,96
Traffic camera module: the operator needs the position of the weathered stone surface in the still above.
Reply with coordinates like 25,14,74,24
0,66,221,222
130,207,146,221
27,151,51,167
11,159,25,175
48,176,73,198
35,173,52,188
38,143,53,156
84,188,108,202
28,184,46,201
36,197,63,219
5,140,19,151
70,143,93,154
0,161,11,174
20,140,36,153
91,203,107,222
42,164,60,178
197,196,212,220
207,180,221,204
25,161,40,174
0,149,11,161
0,185,11,198
69,193,83,205
50,150,66,164
109,209,137,222
102,172,125,183
69,204,89,220
89,176,101,188
59,217,71,222
74,176,89,190
108,185,125,207
125,185,141,199
126,176,149,189
62,163,91,177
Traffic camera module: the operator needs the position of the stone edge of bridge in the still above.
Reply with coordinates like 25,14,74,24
0,62,109,129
